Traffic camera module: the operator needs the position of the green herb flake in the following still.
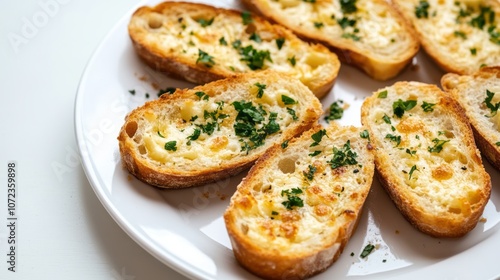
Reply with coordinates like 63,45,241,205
428,138,450,153
249,33,262,43
360,244,375,258
340,0,358,14
254,82,266,98
415,0,430,19
341,33,361,41
453,30,467,39
385,134,401,147
303,0,316,2
164,141,177,151
470,48,477,55
304,165,317,181
421,101,436,112
187,128,201,145
337,17,356,29
282,95,297,105
195,91,209,101
128,89,136,95
219,37,228,46
378,90,388,98
288,55,296,66
157,131,165,138
196,17,214,27
484,89,500,117
157,87,176,97
271,211,279,215
281,188,304,210
360,130,370,140
281,139,290,149
310,129,327,147
241,11,253,25
309,150,321,157
408,165,418,179
325,100,344,122
314,21,324,29
496,142,500,146
382,114,391,124
393,99,417,118
276,37,285,50
328,140,358,169
236,44,272,70
196,49,215,68
406,148,416,156
287,107,299,120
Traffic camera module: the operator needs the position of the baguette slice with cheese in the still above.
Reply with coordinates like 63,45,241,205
393,0,500,74
361,81,491,237
128,1,340,98
224,124,374,279
442,66,500,170
118,71,322,189
242,0,420,81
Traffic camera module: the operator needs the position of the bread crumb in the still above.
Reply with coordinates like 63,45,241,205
395,230,400,234
151,82,160,90
217,191,227,200
479,217,487,223
127,175,134,181
139,74,148,81
202,191,210,199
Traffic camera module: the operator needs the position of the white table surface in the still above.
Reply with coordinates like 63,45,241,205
0,1,188,279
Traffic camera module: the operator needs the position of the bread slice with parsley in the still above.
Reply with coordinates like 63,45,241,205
393,0,500,74
241,0,420,81
128,1,340,99
360,81,491,237
442,66,500,171
118,70,322,189
224,124,374,279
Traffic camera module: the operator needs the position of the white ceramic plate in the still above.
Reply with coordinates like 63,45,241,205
75,1,500,279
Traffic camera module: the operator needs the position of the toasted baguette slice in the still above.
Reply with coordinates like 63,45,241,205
118,71,322,189
224,124,374,279
393,0,500,74
442,67,500,170
242,0,420,81
128,1,340,99
361,81,491,237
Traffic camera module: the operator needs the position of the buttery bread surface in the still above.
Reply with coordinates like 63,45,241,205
128,1,340,98
361,81,491,237
224,124,374,279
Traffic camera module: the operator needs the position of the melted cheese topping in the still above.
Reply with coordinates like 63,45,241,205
131,7,337,90
262,0,414,59
367,86,483,215
397,0,500,72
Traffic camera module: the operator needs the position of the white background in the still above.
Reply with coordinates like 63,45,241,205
0,0,187,279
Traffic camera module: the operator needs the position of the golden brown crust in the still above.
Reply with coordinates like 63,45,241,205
242,0,420,81
361,81,491,237
118,71,322,189
224,124,374,279
128,1,340,98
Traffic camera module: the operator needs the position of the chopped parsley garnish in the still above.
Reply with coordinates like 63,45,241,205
382,114,391,124
271,211,279,215
309,150,321,157
406,148,416,156
393,99,417,118
428,138,449,153
263,112,280,134
378,90,388,98
340,0,357,14
249,32,262,43
328,140,358,169
157,87,176,97
342,33,361,41
421,101,436,112
187,128,201,145
310,129,327,147
470,48,477,55
196,17,214,27
360,244,375,258
287,107,299,120
195,91,209,101
484,89,500,117
281,95,297,105
255,82,266,98
496,142,500,146
164,141,177,151
303,0,316,3
304,165,317,181
385,134,401,147
219,36,227,46
281,188,304,210
325,100,344,122
128,89,136,95
470,6,494,30
276,37,285,50
408,165,418,179
241,11,253,25
453,30,467,39
157,131,165,138
314,21,324,29
337,17,356,29
232,39,242,49
236,45,272,70
288,56,296,66
415,0,430,19
196,49,215,68
360,130,370,140
281,139,289,149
